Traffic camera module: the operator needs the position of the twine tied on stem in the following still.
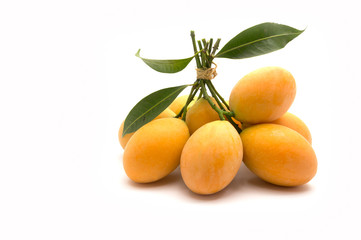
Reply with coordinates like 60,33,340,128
196,63,217,80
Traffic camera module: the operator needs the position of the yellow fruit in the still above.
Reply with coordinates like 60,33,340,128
271,112,312,144
181,121,243,195
123,118,189,183
118,121,134,149
169,95,195,116
186,97,220,134
241,124,317,187
118,108,175,149
229,66,296,124
156,108,176,118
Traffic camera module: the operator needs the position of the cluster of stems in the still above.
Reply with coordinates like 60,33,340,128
174,31,242,133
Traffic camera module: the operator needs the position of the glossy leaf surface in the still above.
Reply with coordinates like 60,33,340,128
123,85,188,136
136,49,194,73
216,23,304,59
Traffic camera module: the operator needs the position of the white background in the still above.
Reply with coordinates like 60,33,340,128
1,0,360,239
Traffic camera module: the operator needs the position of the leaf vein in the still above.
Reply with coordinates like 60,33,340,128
123,86,187,134
217,32,301,57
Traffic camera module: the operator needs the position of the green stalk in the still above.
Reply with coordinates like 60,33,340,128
190,31,201,68
211,38,221,59
201,39,207,51
175,82,197,118
199,80,225,120
225,113,242,133
207,80,230,110
205,81,241,133
197,40,205,67
203,42,211,68
181,83,200,120
208,38,213,55
207,39,213,67
205,81,226,111
189,34,241,132
200,39,212,68
174,106,185,119
197,90,203,100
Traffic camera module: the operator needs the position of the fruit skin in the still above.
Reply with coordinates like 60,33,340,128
181,121,243,195
156,107,176,119
118,108,175,149
118,121,134,149
186,97,220,135
241,124,317,187
123,118,189,183
271,112,312,144
229,66,296,124
169,95,195,116
241,112,312,144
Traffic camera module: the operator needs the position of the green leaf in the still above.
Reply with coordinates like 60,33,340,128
135,49,195,73
215,22,304,59
122,85,189,136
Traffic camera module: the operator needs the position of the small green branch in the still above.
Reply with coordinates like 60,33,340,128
223,111,235,117
174,106,185,119
204,80,241,133
190,31,202,68
208,38,213,54
211,38,221,59
200,80,225,120
197,40,206,67
189,34,240,132
202,39,207,47
178,81,200,120
175,82,197,118
197,89,203,100
201,39,212,68
205,80,225,110
225,115,242,133
203,43,211,68
207,80,230,110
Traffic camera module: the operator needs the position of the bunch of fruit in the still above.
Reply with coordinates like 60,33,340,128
118,23,317,195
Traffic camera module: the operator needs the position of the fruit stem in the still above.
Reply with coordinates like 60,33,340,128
211,38,221,59
207,80,230,110
198,40,206,67
197,90,203,100
205,81,226,111
202,38,207,48
190,34,240,132
178,81,200,120
199,79,225,120
226,114,242,133
201,39,212,68
208,38,213,55
203,46,211,68
202,40,210,66
176,83,196,118
190,31,202,68
205,80,242,133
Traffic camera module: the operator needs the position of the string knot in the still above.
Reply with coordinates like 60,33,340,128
196,63,217,80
